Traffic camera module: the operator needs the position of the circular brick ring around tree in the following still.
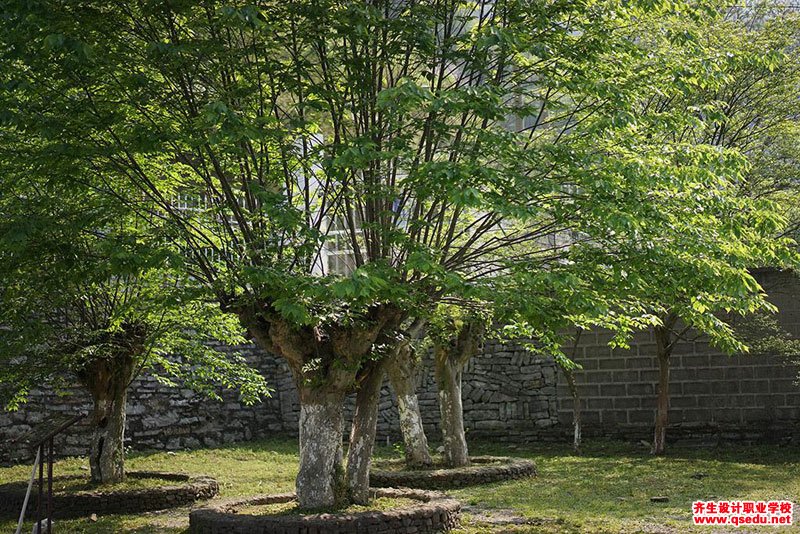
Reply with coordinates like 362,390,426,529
370,456,537,490
0,471,219,520
188,487,461,534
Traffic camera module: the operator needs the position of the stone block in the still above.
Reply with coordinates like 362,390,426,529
598,358,626,370
627,383,654,396
600,384,627,397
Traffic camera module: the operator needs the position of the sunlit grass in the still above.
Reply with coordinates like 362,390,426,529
449,440,800,533
1,437,798,533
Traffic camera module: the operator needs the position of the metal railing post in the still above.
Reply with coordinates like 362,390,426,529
47,437,54,532
14,448,41,534
36,443,43,530
13,413,86,533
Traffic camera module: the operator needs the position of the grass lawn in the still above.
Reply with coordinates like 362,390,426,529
0,437,798,533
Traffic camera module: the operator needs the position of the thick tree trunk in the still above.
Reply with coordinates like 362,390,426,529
386,341,432,468
237,304,403,509
346,361,386,504
90,386,128,484
652,322,674,455
297,387,347,509
435,351,470,468
82,356,135,484
243,315,353,509
563,367,582,455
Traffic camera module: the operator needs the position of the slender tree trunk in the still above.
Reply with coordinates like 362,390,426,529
346,361,386,504
652,320,675,455
563,367,582,455
81,355,135,484
562,329,584,455
387,341,432,468
297,386,347,509
435,352,470,467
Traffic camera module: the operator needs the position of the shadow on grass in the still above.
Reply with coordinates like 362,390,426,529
436,438,800,533
125,434,299,460
464,437,800,466
125,528,187,534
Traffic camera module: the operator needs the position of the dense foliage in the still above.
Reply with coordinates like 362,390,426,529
0,163,269,409
1,0,797,505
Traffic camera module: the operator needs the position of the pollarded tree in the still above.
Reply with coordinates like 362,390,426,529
427,305,487,467
0,0,760,507
0,164,268,483
385,319,433,468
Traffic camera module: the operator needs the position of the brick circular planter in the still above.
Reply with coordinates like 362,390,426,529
370,456,536,490
189,487,460,534
0,471,218,519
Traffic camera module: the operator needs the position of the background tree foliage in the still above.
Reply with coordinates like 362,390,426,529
405,0,800,459
633,2,800,454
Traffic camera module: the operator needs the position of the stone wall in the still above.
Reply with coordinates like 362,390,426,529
215,339,561,447
0,472,219,520
0,344,286,464
1,270,799,464
556,269,800,443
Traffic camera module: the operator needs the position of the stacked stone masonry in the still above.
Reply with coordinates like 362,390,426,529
2,270,799,464
370,456,537,490
188,488,461,534
0,472,219,519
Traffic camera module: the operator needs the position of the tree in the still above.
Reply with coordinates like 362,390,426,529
0,0,765,507
385,320,433,468
502,1,800,456
595,161,796,456
0,159,268,483
560,329,585,454
428,305,487,467
639,2,800,455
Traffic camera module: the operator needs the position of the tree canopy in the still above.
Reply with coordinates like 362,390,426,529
1,0,798,507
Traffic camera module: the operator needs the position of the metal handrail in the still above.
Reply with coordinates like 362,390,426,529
13,413,86,534
14,448,40,534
